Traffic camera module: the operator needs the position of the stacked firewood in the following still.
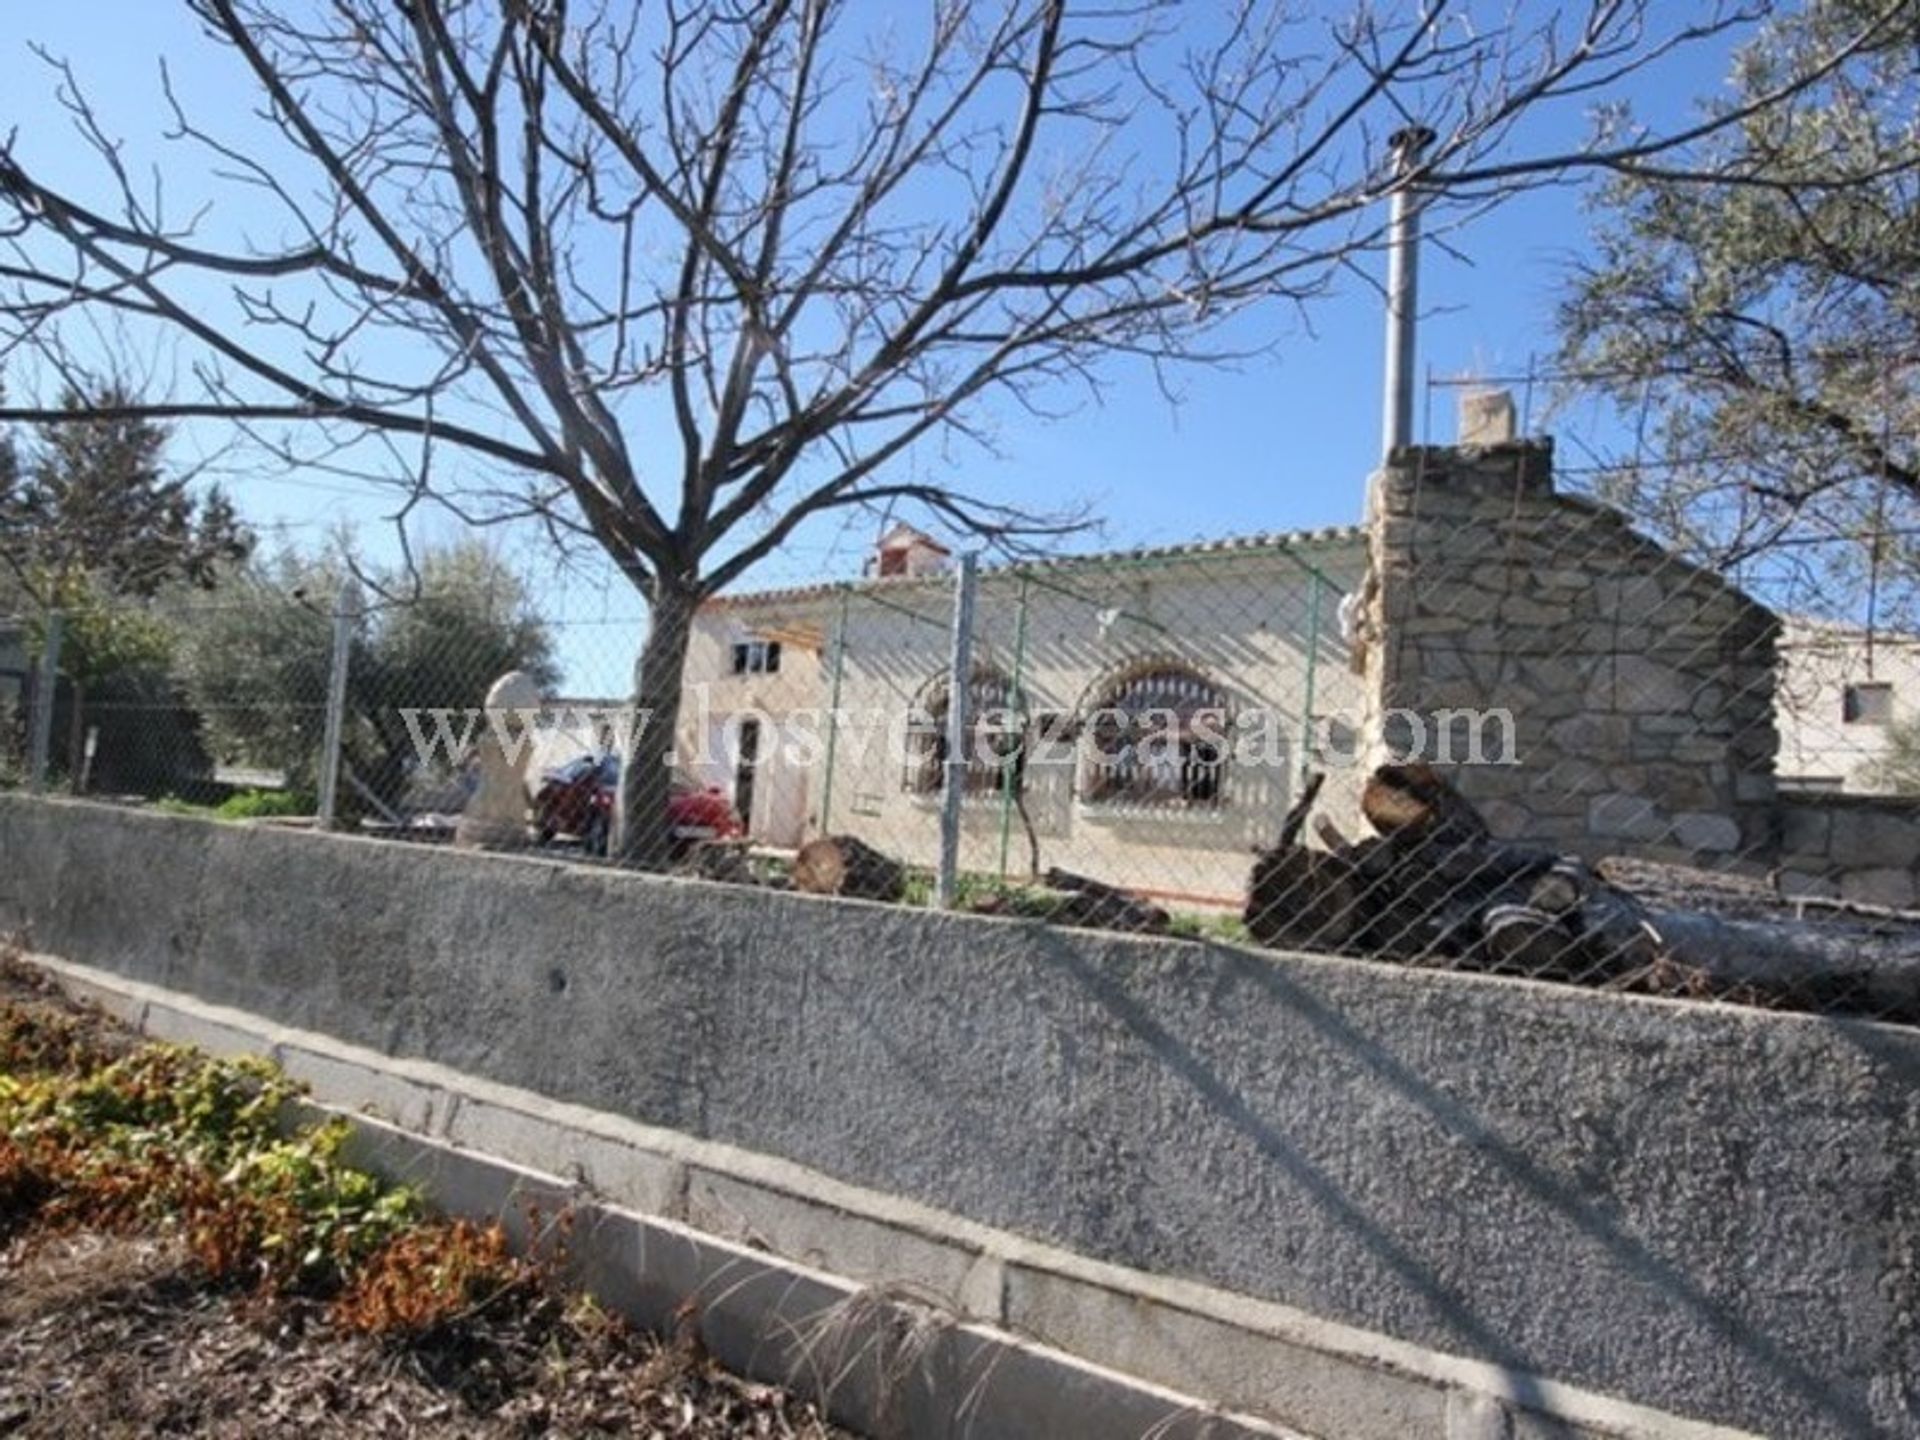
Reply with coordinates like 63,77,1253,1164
687,785,1920,1020
1244,765,1656,982
1245,764,1920,1021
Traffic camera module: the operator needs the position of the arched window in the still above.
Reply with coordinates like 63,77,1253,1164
907,668,1026,797
1080,663,1230,808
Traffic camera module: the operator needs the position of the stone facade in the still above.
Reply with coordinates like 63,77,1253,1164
1774,792,1920,906
1359,440,1781,862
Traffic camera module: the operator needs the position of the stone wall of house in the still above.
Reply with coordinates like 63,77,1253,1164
1358,440,1781,862
1775,792,1920,906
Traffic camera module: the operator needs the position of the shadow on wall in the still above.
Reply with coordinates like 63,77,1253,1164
0,796,1911,1439
1040,928,1884,1438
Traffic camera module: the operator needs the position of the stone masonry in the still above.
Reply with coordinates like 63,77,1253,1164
1357,440,1781,863
1775,791,1920,907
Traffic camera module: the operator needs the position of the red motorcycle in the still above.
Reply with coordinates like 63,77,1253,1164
533,755,743,857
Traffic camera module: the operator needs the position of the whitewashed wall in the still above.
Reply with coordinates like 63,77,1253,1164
687,537,1365,905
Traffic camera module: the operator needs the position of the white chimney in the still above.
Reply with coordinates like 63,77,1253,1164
1458,387,1517,446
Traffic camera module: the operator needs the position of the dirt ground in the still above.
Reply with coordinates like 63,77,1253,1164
0,959,849,1439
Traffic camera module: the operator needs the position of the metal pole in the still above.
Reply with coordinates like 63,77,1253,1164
316,579,359,830
935,553,979,909
27,610,62,795
1297,572,1322,782
1380,125,1434,464
817,588,850,835
996,576,1031,880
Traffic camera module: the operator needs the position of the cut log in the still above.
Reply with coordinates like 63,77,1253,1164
1571,885,1661,980
1362,762,1490,842
1527,858,1592,916
1043,868,1170,934
1245,845,1362,950
1354,837,1476,958
678,838,757,886
1640,909,1920,1020
1278,771,1326,849
792,835,907,902
1480,903,1580,977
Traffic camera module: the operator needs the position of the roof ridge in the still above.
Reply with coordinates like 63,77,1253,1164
705,522,1365,609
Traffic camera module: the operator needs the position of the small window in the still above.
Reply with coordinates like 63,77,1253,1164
1844,682,1893,726
1081,664,1230,808
731,639,782,675
907,669,1025,797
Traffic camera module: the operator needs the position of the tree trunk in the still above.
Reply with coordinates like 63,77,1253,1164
616,581,699,870
1014,783,1042,879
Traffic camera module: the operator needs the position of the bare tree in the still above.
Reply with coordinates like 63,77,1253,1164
0,0,1904,861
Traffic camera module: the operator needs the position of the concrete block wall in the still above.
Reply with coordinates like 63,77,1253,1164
2,795,1919,1438
1358,441,1780,862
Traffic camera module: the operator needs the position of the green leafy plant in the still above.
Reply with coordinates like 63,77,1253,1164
0,1009,438,1303
151,788,313,821
214,788,312,821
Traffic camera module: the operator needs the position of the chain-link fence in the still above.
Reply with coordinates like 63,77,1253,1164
690,530,1363,920
9,441,1920,1027
0,612,34,791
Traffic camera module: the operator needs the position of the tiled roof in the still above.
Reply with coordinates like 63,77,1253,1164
704,523,1365,611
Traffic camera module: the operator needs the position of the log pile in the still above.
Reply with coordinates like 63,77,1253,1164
1248,764,1655,983
1246,763,1920,1021
691,832,1172,935
790,835,908,902
1040,868,1171,935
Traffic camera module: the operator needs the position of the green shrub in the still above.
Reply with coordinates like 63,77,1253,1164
213,788,312,821
151,789,311,821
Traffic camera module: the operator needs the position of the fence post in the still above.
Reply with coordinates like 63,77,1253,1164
936,553,979,909
1298,569,1322,782
27,610,62,795
316,579,359,830
817,587,850,836
996,574,1031,880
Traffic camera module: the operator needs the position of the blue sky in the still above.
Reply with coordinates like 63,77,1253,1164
1,4,1742,692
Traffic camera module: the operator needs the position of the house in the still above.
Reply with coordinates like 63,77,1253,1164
663,411,1920,901
1775,618,1920,794
676,524,1368,907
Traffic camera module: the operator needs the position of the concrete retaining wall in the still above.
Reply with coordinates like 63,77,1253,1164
3,795,1919,1438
